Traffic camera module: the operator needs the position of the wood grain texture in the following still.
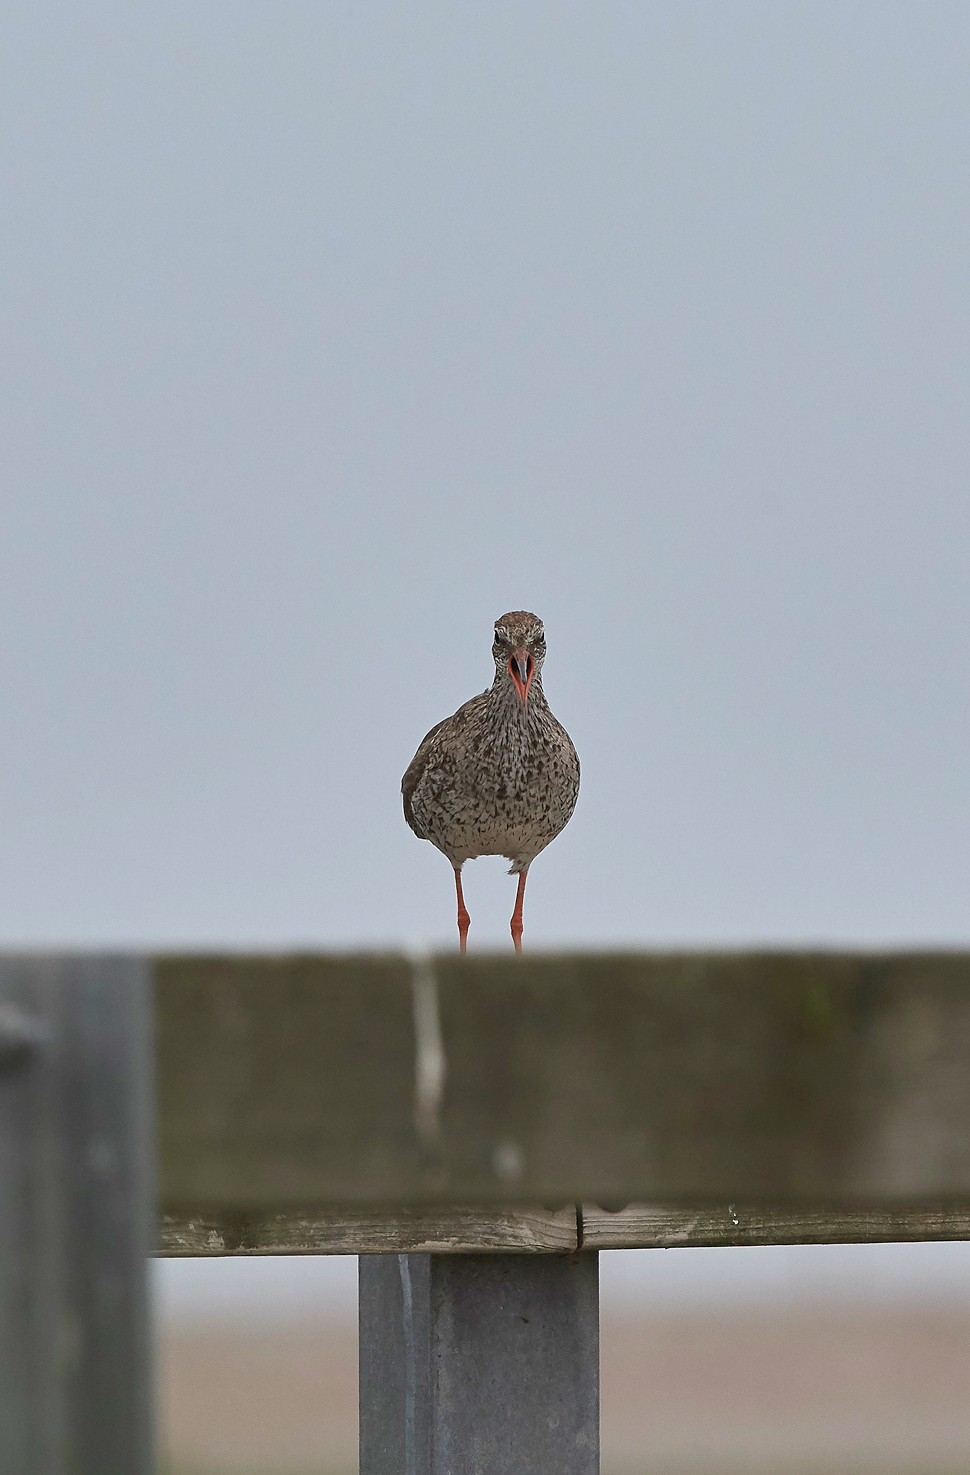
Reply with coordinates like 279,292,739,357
157,1202,970,1256
580,1202,970,1249
158,1206,579,1256
155,950,970,1213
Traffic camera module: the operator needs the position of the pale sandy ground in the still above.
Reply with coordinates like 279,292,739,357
159,1305,970,1475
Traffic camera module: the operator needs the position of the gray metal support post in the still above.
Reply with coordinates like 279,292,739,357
359,1251,599,1474
0,955,155,1475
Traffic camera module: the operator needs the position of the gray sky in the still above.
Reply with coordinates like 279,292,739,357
2,2,969,954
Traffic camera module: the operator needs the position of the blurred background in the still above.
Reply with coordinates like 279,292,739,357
2,1,969,1470
156,1246,970,1475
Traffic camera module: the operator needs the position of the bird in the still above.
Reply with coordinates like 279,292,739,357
402,611,580,953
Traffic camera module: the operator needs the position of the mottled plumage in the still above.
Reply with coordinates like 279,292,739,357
402,611,579,951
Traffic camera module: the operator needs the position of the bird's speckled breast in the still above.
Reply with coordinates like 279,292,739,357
406,688,579,871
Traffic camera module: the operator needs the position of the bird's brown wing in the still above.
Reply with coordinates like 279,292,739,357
401,693,488,839
401,717,449,837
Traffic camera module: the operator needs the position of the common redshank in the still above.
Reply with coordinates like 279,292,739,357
402,611,580,953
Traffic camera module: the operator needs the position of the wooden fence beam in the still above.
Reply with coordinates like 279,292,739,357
156,950,970,1215
157,1201,970,1256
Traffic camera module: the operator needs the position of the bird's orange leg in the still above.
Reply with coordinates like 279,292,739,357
510,870,528,954
455,870,470,954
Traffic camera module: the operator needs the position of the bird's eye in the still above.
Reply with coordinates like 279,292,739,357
494,630,503,643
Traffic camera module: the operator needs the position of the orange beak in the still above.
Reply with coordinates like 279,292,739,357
508,647,535,704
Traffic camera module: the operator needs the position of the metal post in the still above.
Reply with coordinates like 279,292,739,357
359,1251,599,1474
0,955,155,1475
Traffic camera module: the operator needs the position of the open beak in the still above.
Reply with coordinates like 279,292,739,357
508,647,535,705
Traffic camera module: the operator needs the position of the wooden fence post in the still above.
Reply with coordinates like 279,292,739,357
0,956,155,1475
359,1250,599,1474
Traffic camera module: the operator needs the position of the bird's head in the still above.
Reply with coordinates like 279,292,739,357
492,611,546,705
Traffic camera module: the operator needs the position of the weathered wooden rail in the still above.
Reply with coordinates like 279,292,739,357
6,949,970,1472
156,949,970,1246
